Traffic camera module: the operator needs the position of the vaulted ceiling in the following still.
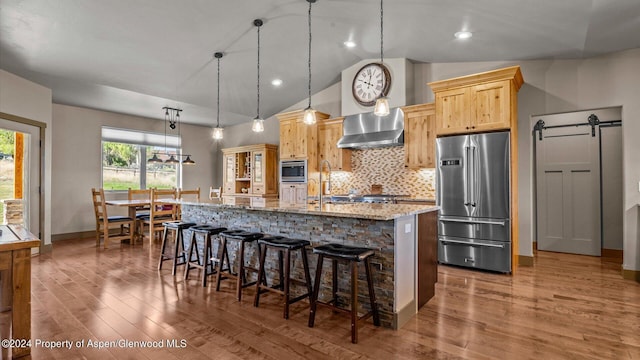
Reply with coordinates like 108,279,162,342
1,0,639,127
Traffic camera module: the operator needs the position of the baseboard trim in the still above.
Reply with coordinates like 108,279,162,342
518,255,534,267
602,248,623,260
40,243,53,254
622,269,640,283
393,298,417,330
52,230,94,242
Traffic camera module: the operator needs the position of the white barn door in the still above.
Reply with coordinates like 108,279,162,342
535,122,601,256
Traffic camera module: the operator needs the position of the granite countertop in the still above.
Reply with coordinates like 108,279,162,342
400,197,436,203
176,199,439,221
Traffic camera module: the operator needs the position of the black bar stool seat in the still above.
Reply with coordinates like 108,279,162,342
183,225,227,287
216,229,265,301
311,243,375,261
158,220,197,275
254,236,313,319
259,236,310,249
308,243,381,344
220,229,264,242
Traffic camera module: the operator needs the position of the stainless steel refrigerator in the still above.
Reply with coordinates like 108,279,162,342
436,131,511,273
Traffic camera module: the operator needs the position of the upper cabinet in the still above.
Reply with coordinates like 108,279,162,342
428,66,523,136
221,144,278,198
402,103,436,169
277,110,330,172
318,117,351,171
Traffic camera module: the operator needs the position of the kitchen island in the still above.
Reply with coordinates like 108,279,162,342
179,200,439,329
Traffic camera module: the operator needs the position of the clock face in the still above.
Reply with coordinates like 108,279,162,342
352,63,391,106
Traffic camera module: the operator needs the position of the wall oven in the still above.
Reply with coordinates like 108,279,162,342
280,159,307,183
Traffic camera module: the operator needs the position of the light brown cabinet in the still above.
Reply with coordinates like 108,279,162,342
277,110,330,172
221,144,278,202
402,103,436,169
429,66,523,136
318,117,351,171
279,183,307,206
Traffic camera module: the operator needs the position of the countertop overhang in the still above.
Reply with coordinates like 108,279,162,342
174,199,439,221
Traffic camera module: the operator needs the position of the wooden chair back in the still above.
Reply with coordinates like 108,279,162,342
128,188,151,201
91,188,134,249
209,186,222,200
91,188,106,225
152,188,177,216
178,187,200,201
143,188,177,242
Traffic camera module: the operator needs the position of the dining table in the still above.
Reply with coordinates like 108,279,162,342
104,199,150,219
0,224,40,359
104,199,150,243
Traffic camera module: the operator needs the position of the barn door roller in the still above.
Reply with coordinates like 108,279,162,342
533,114,610,141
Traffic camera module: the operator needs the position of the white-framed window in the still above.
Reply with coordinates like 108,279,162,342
101,127,182,191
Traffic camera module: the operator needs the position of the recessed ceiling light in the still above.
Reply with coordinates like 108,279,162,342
454,31,472,39
344,41,356,48
271,79,283,86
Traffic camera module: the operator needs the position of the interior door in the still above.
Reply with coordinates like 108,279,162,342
536,125,601,255
0,118,41,249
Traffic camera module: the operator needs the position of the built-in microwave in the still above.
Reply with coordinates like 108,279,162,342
280,159,307,183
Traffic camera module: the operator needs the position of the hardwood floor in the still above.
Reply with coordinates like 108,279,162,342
26,238,640,359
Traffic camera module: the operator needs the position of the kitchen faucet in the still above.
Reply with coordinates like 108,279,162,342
319,159,332,209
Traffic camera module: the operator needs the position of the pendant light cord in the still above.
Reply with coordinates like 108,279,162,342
380,0,384,65
216,55,221,127
307,0,312,109
256,23,261,118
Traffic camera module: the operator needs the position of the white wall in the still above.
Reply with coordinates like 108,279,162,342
51,104,217,235
0,69,53,246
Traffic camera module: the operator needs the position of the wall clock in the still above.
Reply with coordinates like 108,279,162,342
351,62,392,107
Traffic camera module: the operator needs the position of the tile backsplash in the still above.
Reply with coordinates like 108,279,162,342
327,147,436,198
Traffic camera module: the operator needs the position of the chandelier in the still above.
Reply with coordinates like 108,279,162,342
148,107,195,165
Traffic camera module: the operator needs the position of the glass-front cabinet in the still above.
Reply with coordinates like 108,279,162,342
221,144,278,203
252,150,265,194
223,154,235,193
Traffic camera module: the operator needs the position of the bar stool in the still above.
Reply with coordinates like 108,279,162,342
216,229,264,301
183,225,227,287
308,243,381,344
158,220,197,275
253,235,313,319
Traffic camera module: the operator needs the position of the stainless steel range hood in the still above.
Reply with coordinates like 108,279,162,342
337,108,404,149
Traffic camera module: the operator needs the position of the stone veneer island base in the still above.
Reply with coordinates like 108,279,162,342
180,200,439,329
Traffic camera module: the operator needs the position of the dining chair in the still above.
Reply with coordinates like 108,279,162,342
177,187,200,219
128,188,151,237
143,188,177,244
91,188,135,249
209,186,222,200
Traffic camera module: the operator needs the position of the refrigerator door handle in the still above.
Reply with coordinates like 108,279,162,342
468,145,475,207
440,238,506,249
439,216,507,226
471,145,479,207
464,145,471,206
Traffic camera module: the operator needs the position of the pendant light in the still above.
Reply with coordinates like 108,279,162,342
212,52,224,140
373,0,390,117
182,155,195,165
252,19,265,133
148,106,195,165
302,0,317,125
